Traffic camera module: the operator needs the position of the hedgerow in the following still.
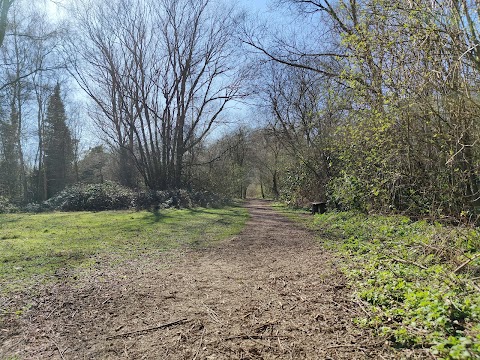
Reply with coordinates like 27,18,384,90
14,182,229,213
43,182,133,211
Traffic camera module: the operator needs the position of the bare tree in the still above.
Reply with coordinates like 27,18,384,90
0,2,69,202
0,0,14,47
70,0,246,190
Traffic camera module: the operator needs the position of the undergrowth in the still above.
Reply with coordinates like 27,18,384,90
275,205,480,359
1,182,229,213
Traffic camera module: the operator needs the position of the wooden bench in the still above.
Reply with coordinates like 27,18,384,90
311,202,326,215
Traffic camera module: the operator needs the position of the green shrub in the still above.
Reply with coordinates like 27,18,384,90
0,196,18,213
44,182,134,211
191,190,228,208
24,183,230,212
327,171,367,211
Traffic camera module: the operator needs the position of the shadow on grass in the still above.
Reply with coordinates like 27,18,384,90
141,208,171,224
125,207,238,225
0,216,23,226
188,206,246,216
188,207,216,215
152,208,162,223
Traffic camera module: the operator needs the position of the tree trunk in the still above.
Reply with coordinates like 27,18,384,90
272,169,279,199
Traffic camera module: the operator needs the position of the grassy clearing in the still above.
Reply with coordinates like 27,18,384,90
274,204,480,360
0,206,248,293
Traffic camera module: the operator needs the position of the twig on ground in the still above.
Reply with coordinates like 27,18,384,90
192,327,206,360
224,334,290,341
106,318,189,339
350,298,370,316
391,257,428,270
102,297,112,305
51,339,66,360
202,303,222,324
454,254,480,274
45,306,59,319
277,336,284,350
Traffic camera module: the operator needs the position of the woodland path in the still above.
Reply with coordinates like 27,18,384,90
1,200,393,359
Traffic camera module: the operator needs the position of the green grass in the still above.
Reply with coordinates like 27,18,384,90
273,204,480,360
0,206,248,293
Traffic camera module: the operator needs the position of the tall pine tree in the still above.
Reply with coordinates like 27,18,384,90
43,84,73,198
0,109,19,199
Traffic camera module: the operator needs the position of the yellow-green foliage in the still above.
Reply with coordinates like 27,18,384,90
277,205,480,360
0,206,248,293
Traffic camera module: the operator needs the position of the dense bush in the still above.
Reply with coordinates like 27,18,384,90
42,182,134,211
278,164,327,208
21,182,229,212
0,196,18,213
191,191,227,208
132,188,228,210
326,172,361,212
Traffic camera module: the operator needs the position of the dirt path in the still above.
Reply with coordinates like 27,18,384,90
1,200,392,359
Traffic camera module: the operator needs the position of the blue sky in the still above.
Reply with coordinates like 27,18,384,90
46,0,275,18
239,0,271,13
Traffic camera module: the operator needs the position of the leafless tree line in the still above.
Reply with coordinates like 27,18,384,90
69,0,248,190
0,1,70,202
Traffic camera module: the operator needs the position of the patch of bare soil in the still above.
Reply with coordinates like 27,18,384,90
1,200,394,359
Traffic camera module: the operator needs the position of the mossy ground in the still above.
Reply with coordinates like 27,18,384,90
0,206,249,293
